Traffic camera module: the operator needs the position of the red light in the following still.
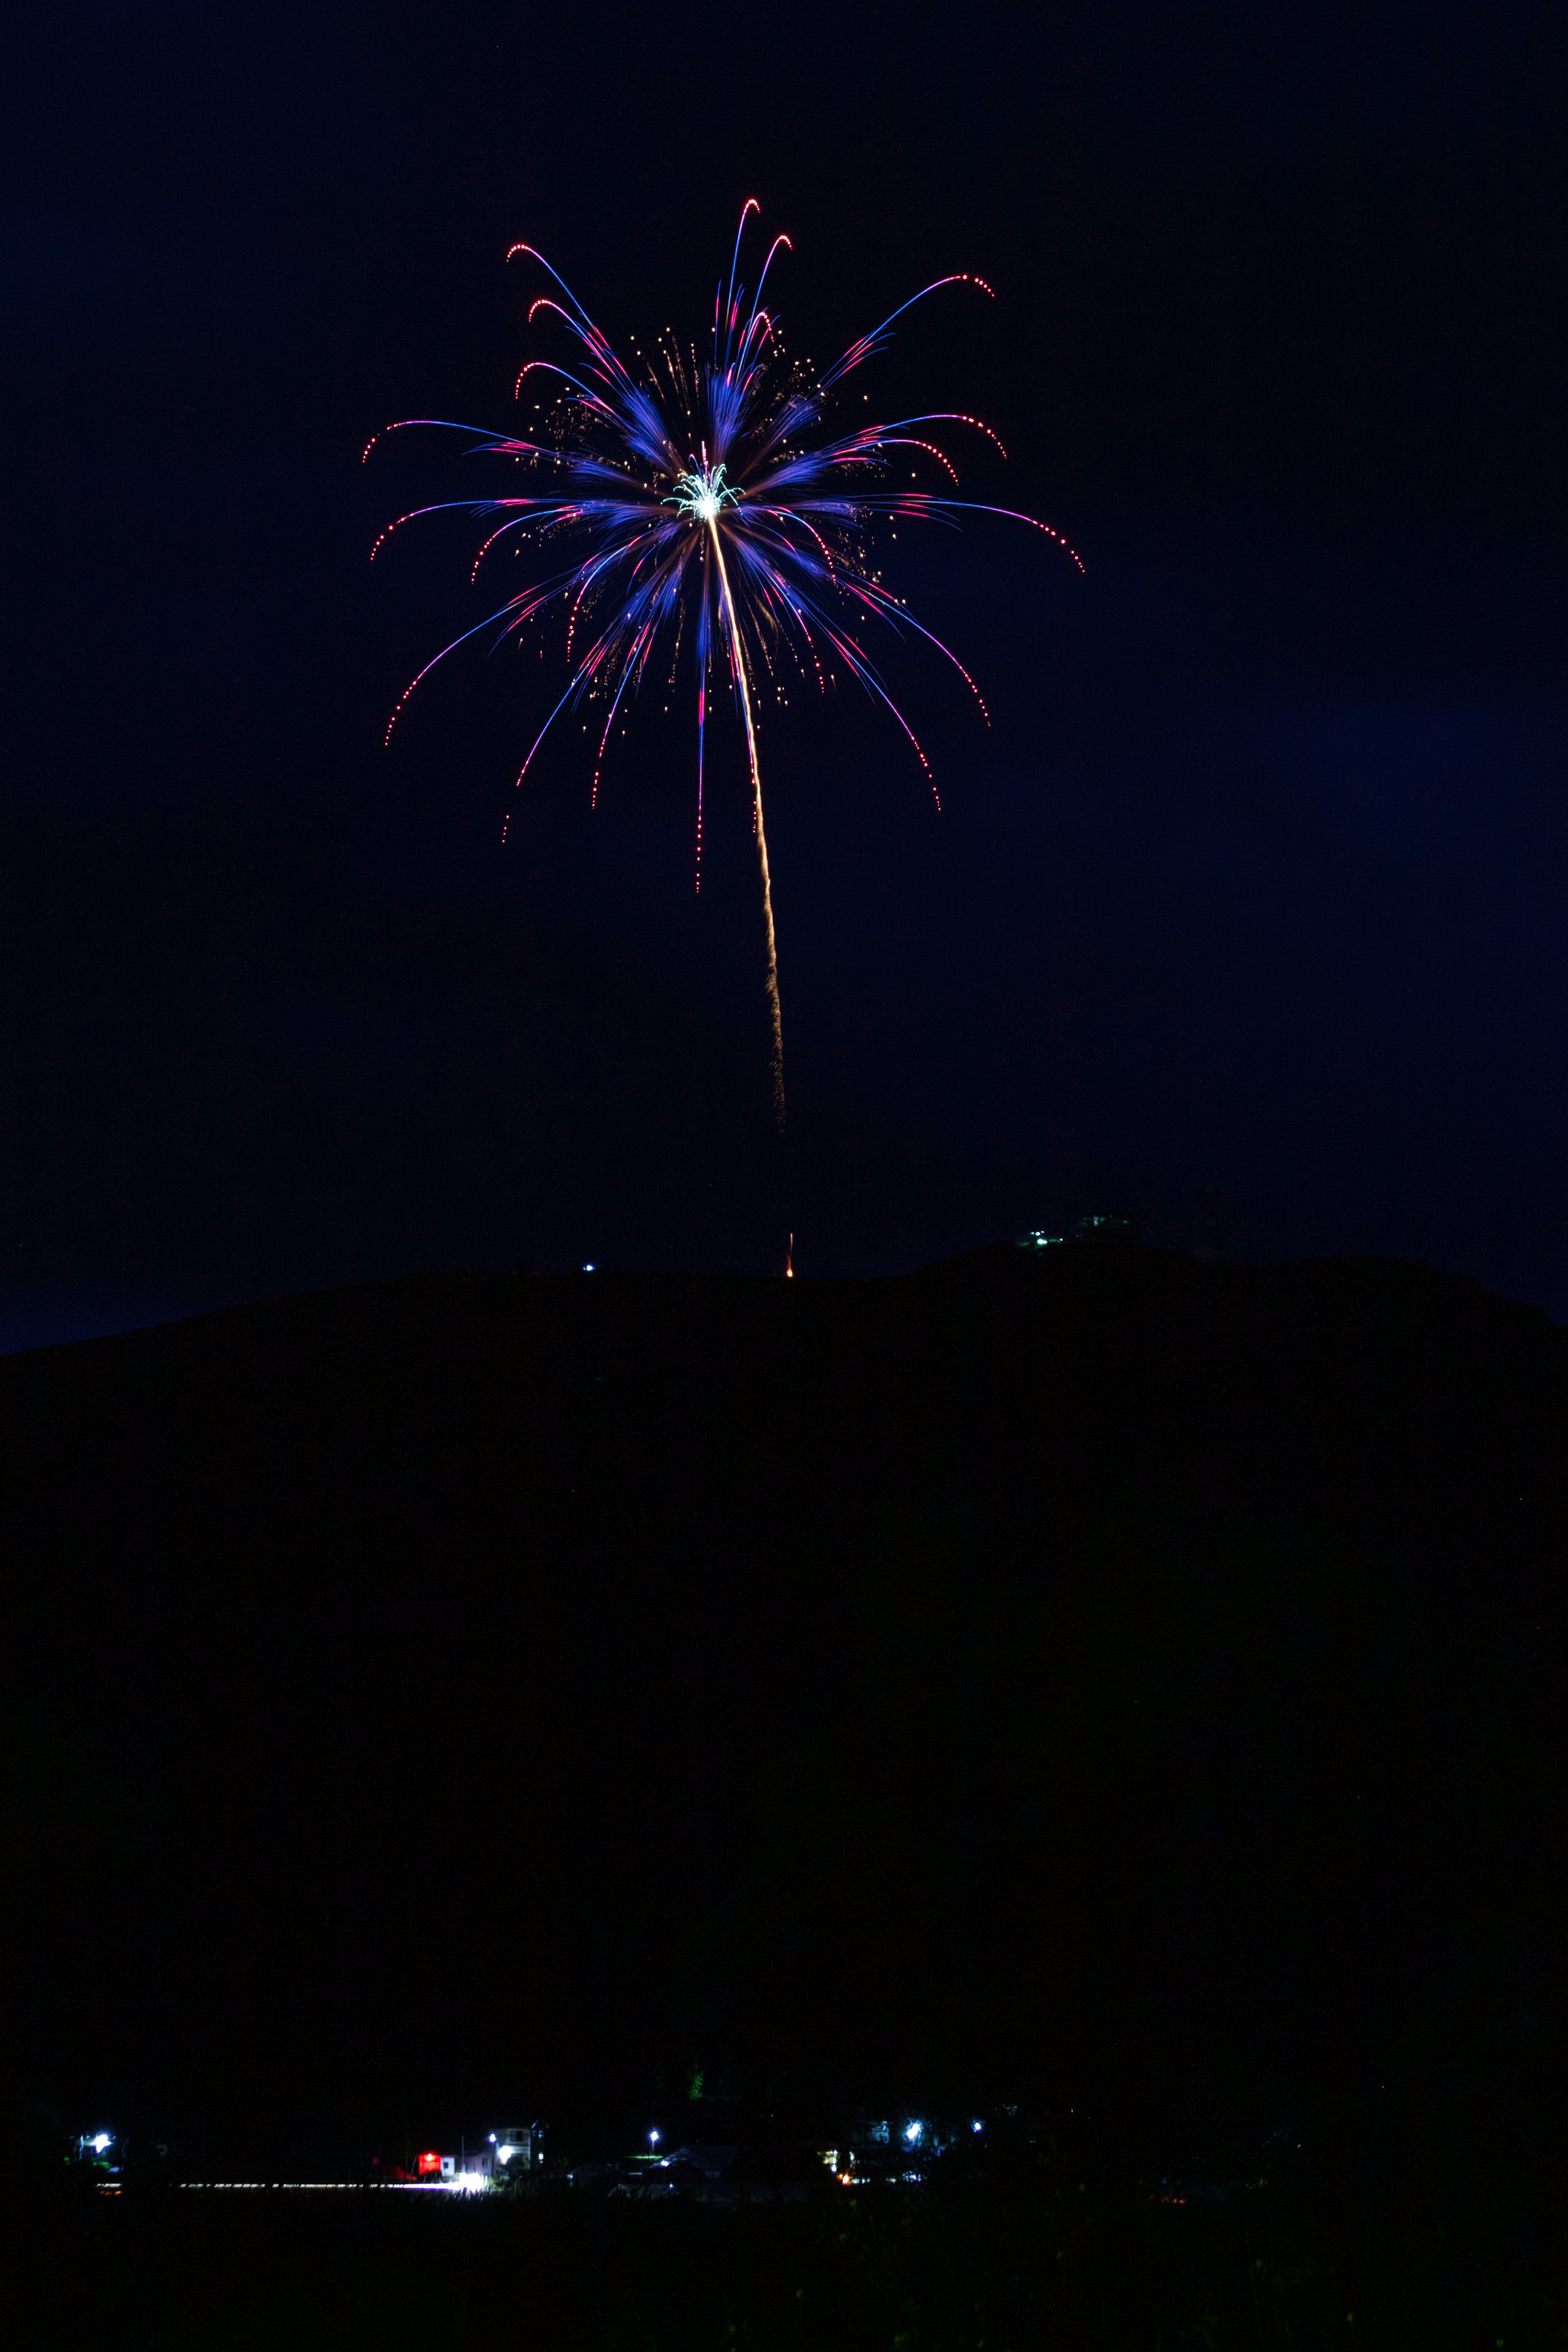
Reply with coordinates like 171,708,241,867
417,2152,443,2176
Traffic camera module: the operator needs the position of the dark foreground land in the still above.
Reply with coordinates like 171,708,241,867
11,2153,1565,2352
8,1239,1567,2337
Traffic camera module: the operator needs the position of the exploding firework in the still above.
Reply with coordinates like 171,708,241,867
367,203,1082,1127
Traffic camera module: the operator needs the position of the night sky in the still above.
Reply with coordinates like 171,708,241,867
5,0,1566,1346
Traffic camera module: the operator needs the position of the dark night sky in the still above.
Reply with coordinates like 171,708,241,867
3,0,1566,1343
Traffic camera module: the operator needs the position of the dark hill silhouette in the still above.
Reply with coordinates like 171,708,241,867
9,1243,1565,2180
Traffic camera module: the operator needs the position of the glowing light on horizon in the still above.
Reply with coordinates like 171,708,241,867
370,208,1082,1128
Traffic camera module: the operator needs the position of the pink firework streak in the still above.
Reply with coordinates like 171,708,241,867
367,203,1082,1128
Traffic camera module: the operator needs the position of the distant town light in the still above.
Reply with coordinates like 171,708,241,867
904,2121,923,2145
498,2145,516,2164
583,1263,595,1272
649,2129,660,2146
488,2133,497,2144
971,2119,984,2134
91,2134,113,2154
450,2169,488,2194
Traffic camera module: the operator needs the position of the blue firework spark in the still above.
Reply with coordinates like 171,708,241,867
366,202,1082,1125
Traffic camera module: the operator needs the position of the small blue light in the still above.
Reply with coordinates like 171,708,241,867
904,2120,923,2145
583,1263,595,1272
971,2119,983,2134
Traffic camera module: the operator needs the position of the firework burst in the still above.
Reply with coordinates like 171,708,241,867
367,203,1082,1128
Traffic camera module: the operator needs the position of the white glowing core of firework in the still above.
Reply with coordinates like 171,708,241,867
671,463,738,527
